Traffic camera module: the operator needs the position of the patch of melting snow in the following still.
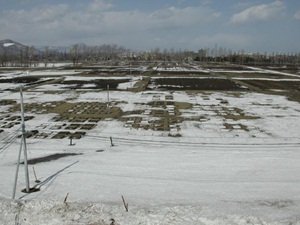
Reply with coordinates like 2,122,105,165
3,43,15,47
0,81,300,224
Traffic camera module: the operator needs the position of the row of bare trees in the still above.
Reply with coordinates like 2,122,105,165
0,45,40,67
195,47,300,66
0,43,130,67
69,44,129,65
1,42,300,67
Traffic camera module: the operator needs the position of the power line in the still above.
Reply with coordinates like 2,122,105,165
13,85,31,198
1,126,299,155
0,92,18,99
84,133,300,149
4,126,300,149
0,129,20,151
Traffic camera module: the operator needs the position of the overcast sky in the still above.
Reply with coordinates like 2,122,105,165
0,0,299,53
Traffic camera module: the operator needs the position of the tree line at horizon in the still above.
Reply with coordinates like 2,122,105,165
0,40,299,67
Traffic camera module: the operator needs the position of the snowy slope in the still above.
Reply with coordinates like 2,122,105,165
0,74,300,224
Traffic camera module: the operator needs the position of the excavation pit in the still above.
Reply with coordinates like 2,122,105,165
23,153,83,165
150,78,246,91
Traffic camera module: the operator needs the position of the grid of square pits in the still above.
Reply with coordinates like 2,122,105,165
0,115,34,129
187,94,268,138
123,92,269,138
31,116,100,139
123,93,181,135
6,101,115,139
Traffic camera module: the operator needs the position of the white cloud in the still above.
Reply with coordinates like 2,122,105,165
1,3,220,30
294,10,300,20
177,0,186,5
87,0,114,12
32,4,69,22
201,0,212,6
149,6,220,29
150,7,176,20
233,2,253,10
230,0,285,24
0,1,221,47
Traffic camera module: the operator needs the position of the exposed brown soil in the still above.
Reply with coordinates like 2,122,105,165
61,79,130,89
151,78,246,91
241,80,300,91
0,76,40,84
23,153,83,165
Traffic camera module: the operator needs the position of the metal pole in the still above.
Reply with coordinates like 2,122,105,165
107,84,110,114
130,61,132,88
110,137,114,147
12,140,23,199
22,135,30,192
20,85,30,193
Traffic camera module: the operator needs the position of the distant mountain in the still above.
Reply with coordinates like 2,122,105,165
36,43,92,53
0,39,24,52
0,39,40,55
35,45,71,53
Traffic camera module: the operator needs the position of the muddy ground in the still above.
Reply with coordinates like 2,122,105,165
1,61,299,139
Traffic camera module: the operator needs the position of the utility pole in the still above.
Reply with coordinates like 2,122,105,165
12,85,30,199
130,60,132,88
107,84,110,115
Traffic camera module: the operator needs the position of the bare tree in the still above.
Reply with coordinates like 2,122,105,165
70,44,79,66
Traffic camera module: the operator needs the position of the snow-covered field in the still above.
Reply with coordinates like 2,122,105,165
0,66,300,224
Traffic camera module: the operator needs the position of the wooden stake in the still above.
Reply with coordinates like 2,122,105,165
121,196,128,212
15,213,20,225
110,137,114,147
107,85,110,114
64,193,69,204
32,167,40,183
69,136,74,146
